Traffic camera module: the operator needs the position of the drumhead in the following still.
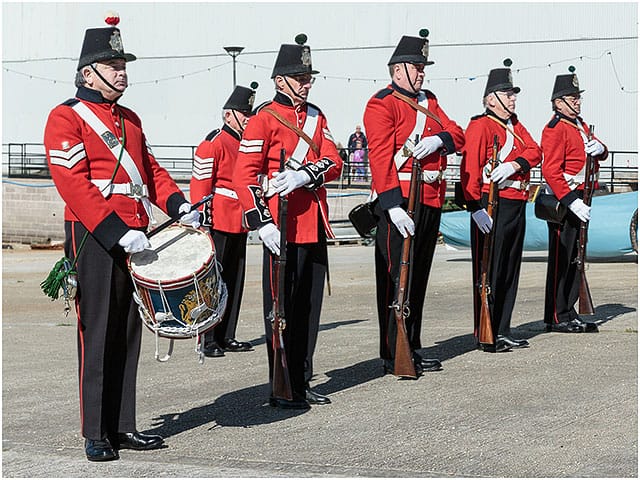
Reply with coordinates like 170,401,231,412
129,226,214,282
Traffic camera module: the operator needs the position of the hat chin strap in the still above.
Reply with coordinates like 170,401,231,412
402,64,420,95
560,97,580,117
90,65,125,95
493,92,513,118
283,77,306,101
231,110,245,135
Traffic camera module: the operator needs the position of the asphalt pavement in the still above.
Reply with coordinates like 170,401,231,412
2,242,637,477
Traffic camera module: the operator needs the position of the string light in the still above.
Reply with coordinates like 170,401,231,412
3,48,635,93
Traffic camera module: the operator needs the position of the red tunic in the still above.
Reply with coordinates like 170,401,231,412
541,113,608,205
461,112,542,206
190,124,247,233
363,84,465,210
44,86,185,249
233,93,343,244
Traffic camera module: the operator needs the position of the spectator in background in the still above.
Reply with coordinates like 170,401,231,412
348,125,368,153
351,139,366,181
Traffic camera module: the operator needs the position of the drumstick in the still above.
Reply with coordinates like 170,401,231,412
147,194,213,239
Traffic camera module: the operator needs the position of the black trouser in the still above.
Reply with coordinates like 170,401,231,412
373,200,441,362
261,237,327,399
470,196,526,339
65,221,141,441
544,197,584,324
204,230,248,345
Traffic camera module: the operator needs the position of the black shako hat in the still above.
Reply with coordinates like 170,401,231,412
551,66,584,100
388,29,434,66
483,58,521,97
271,33,319,78
223,82,259,113
77,12,136,71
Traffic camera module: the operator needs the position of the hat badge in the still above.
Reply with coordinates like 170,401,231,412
572,74,579,88
301,46,311,68
109,30,124,53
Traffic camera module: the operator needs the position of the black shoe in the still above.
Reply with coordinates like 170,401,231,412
382,360,394,375
117,432,164,451
305,388,331,405
496,335,530,349
419,358,443,371
222,338,253,352
546,320,584,333
574,318,599,333
85,438,118,462
269,396,311,410
480,339,512,353
202,342,225,357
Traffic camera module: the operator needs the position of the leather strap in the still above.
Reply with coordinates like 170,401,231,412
262,107,320,156
391,90,443,127
486,115,525,145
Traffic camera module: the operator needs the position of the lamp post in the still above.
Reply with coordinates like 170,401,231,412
223,46,244,88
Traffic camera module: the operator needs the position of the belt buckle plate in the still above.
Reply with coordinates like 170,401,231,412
129,182,144,200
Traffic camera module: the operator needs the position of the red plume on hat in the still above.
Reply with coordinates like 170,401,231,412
104,11,120,27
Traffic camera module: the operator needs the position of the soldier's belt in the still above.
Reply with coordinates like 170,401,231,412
398,169,445,184
212,186,238,199
91,180,149,199
483,178,530,191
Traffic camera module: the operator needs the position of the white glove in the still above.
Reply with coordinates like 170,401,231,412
490,162,518,184
258,223,280,256
118,230,150,253
388,206,415,238
178,202,201,228
585,139,605,156
272,169,311,196
471,208,493,234
568,199,591,222
412,135,443,160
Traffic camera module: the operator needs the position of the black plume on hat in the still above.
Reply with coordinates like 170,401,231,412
271,33,319,78
388,29,434,66
551,65,584,100
483,58,521,97
223,82,259,113
77,12,136,71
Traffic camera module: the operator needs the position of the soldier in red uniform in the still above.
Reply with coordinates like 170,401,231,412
44,15,200,462
363,30,464,376
540,68,606,333
190,83,258,357
460,60,542,352
234,34,343,409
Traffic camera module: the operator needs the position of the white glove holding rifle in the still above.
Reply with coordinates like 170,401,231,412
568,198,591,222
472,209,493,234
388,206,415,238
259,223,280,256
412,135,443,160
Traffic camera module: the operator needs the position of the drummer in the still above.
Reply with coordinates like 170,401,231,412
43,13,200,462
190,83,259,357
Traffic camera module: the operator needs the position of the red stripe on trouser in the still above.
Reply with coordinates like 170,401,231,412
552,227,561,324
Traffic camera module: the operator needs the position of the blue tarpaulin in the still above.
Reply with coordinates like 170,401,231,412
440,191,638,258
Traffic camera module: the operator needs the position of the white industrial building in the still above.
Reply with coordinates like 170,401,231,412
2,2,638,158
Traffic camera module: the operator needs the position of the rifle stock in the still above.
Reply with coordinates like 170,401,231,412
271,149,293,400
576,125,596,315
392,135,420,379
478,136,499,346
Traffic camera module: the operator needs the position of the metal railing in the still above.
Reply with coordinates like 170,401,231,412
3,143,637,192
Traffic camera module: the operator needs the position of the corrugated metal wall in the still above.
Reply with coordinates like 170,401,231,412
2,2,637,157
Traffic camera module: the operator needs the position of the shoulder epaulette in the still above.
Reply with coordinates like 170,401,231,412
374,88,393,99
547,115,561,128
306,101,323,113
204,128,220,141
470,113,486,121
62,98,79,107
423,89,437,100
253,100,272,114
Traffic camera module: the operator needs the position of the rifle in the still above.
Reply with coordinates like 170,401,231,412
391,134,420,379
576,125,596,315
270,148,293,400
478,135,500,346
